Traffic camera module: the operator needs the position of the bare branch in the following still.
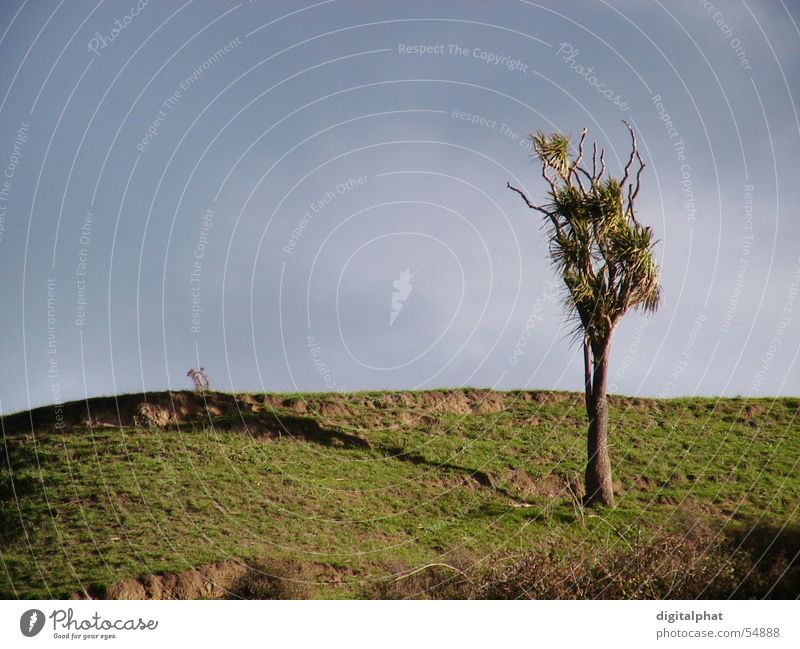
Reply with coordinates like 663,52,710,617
632,150,645,203
540,161,560,198
506,181,539,210
570,128,588,192
573,128,587,170
620,120,637,188
626,150,645,224
627,183,635,220
507,181,561,233
598,148,606,179
575,163,595,190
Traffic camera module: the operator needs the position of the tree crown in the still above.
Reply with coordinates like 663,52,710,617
509,124,661,347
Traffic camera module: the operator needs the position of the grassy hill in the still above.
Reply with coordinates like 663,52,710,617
1,389,798,599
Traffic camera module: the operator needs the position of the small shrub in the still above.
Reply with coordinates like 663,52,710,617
479,530,739,599
230,559,311,599
367,519,800,599
187,367,210,394
370,555,479,599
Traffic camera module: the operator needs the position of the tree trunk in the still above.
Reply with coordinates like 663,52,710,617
584,340,615,508
583,337,593,417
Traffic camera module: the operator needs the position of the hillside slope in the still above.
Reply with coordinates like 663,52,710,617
1,389,798,599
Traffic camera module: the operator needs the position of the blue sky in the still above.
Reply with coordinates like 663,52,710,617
0,0,798,414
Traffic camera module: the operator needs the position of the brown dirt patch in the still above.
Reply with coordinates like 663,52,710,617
77,558,355,600
3,391,268,432
317,402,350,418
75,559,249,600
380,389,507,415
0,389,542,435
487,467,573,500
743,404,763,418
279,398,308,413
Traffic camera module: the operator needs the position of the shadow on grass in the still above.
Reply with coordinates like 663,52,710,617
223,414,516,500
377,445,492,486
214,412,373,451
0,436,52,547
721,522,800,599
374,444,526,502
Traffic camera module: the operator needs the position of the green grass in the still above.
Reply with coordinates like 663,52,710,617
1,390,798,598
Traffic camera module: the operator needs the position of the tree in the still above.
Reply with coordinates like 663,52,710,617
507,123,661,507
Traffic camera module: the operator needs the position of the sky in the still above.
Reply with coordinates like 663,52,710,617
0,0,798,415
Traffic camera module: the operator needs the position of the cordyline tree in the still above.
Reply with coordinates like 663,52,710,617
507,123,661,507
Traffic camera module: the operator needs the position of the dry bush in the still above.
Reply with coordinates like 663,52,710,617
480,530,738,599
721,523,800,599
229,559,311,599
369,518,799,600
370,555,480,599
187,367,210,394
